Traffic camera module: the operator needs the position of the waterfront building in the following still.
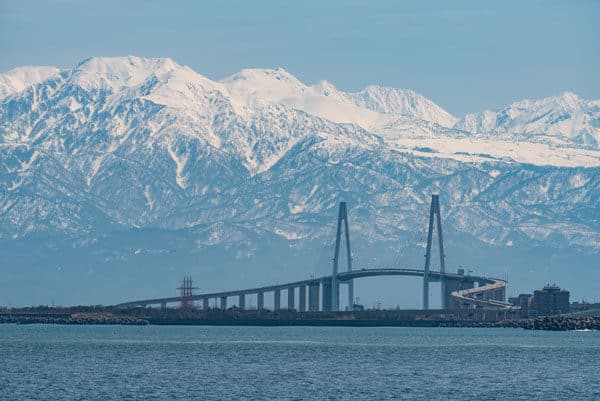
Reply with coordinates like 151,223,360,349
532,285,570,316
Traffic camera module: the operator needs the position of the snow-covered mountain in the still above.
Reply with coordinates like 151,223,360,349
455,92,600,149
346,85,458,127
0,65,61,100
0,56,598,305
221,68,457,130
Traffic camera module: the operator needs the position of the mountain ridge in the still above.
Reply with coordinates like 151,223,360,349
2,56,598,168
455,91,600,149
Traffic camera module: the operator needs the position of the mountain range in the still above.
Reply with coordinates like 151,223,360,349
1,56,598,306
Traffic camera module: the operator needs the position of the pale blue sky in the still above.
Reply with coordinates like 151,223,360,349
1,0,598,115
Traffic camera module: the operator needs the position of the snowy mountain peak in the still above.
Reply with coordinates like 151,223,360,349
219,69,461,131
223,67,301,84
348,85,458,127
69,56,187,91
456,91,600,149
0,65,61,99
75,55,180,76
310,80,348,102
312,79,336,92
510,91,587,112
221,68,386,129
556,91,585,108
221,67,307,107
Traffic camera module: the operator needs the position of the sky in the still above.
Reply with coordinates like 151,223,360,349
1,0,599,116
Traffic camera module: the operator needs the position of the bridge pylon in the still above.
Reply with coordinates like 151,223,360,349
331,201,353,311
423,194,446,310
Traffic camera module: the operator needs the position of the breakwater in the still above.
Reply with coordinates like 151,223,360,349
501,316,600,331
0,312,147,325
2,308,599,330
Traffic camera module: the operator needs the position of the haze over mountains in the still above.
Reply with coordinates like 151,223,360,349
1,56,598,306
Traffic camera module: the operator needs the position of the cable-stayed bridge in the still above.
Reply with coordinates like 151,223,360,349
116,195,510,311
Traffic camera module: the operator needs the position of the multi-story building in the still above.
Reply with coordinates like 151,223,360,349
532,285,570,316
509,285,570,317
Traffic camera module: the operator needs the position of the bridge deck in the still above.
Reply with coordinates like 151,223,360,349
451,278,511,308
115,267,501,309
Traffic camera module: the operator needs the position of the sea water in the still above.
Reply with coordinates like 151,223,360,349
1,325,599,400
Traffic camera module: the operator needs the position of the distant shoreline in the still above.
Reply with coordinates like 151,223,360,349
1,308,599,331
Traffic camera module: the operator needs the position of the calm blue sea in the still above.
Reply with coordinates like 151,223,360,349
1,325,599,400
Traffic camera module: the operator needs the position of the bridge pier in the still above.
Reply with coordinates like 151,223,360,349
220,296,227,310
299,285,306,312
202,298,209,310
288,287,295,310
423,276,430,310
274,289,281,310
443,280,462,309
441,278,448,309
348,280,354,311
495,286,505,302
257,292,264,310
308,284,320,311
322,279,332,312
160,302,167,310
238,294,245,310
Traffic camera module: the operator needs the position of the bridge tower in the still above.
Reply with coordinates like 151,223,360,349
331,201,353,311
423,194,446,310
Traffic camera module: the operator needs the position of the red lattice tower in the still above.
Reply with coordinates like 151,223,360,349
177,276,198,309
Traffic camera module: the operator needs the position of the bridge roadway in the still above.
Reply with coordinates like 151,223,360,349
116,267,510,311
